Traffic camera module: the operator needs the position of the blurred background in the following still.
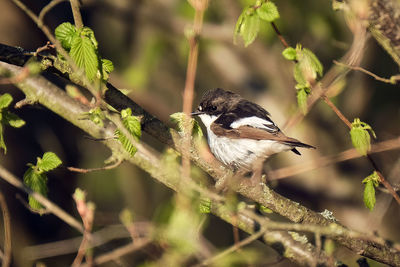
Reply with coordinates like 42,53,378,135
0,0,399,266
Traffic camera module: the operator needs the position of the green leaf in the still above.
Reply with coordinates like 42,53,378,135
121,108,141,139
170,112,203,139
70,34,99,81
100,59,114,80
362,171,380,187
363,179,376,211
55,22,78,50
37,152,62,172
0,94,13,110
241,12,260,47
102,59,114,74
119,208,135,227
81,27,98,49
282,47,297,61
256,1,280,22
3,111,25,128
293,63,308,87
0,124,6,154
302,48,323,77
296,88,309,114
23,167,48,210
87,107,105,127
259,205,273,214
350,118,376,156
234,7,260,47
294,45,323,84
116,109,141,157
198,198,211,214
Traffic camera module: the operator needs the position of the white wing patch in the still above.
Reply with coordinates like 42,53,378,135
230,116,276,131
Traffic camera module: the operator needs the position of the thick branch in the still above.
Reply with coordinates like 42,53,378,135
369,0,400,68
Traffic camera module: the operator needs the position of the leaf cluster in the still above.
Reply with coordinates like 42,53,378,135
23,152,62,211
55,22,114,82
0,93,25,154
282,45,323,114
234,1,280,47
115,108,142,157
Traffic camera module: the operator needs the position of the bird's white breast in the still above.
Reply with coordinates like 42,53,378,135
198,114,291,170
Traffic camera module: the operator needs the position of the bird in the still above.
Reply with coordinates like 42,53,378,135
192,88,315,187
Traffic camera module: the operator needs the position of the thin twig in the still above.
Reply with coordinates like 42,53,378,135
193,229,266,267
0,191,11,267
268,137,400,180
72,191,95,267
333,60,400,84
24,222,153,260
367,154,400,205
321,94,352,128
39,0,68,22
16,194,50,215
69,0,83,29
0,164,84,233
270,22,289,48
320,95,400,205
181,0,208,183
67,159,123,173
80,238,151,267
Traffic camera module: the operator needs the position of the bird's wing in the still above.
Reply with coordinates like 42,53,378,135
212,113,314,149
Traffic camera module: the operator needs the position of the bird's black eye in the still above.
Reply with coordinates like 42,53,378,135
210,106,217,111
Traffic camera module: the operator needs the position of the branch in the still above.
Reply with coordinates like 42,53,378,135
0,191,11,267
369,0,400,68
268,136,400,180
0,164,84,233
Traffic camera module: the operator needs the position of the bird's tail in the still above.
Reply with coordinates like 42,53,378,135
287,141,315,155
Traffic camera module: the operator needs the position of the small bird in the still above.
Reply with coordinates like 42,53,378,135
192,88,315,186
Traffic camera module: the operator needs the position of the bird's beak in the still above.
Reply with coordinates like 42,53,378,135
191,110,203,116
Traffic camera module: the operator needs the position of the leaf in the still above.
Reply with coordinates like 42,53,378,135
0,94,13,110
256,1,280,22
350,118,376,156
170,112,203,139
302,48,323,77
100,59,114,80
70,34,99,81
37,152,62,172
296,88,309,114
241,12,260,47
294,45,323,83
55,22,77,50
3,111,25,128
198,198,211,214
293,63,308,87
282,47,297,61
23,167,48,210
0,124,6,154
81,27,98,49
119,209,135,227
116,130,137,157
363,179,376,211
121,108,141,139
102,59,114,74
234,7,260,47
